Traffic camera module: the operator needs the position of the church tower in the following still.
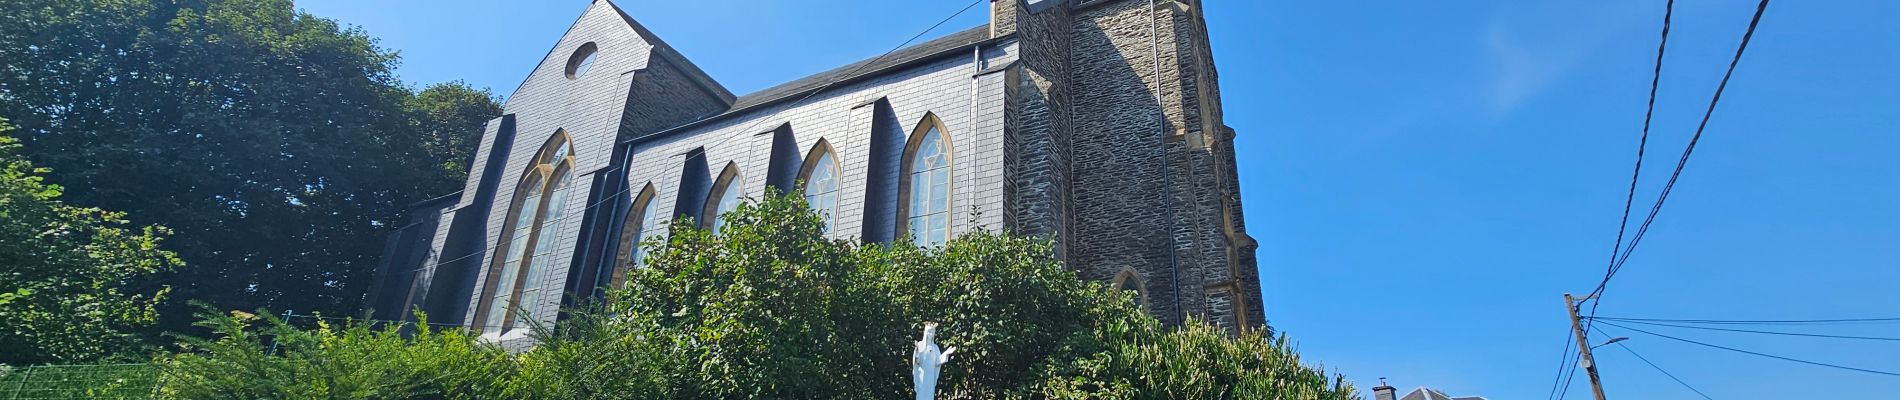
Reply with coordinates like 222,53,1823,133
995,0,1264,334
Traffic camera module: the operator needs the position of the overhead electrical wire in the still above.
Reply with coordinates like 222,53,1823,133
1591,326,1716,400
1589,318,1900,341
1559,3,1677,396
1546,326,1581,400
1595,0,1772,290
1592,316,1900,326
1596,320,1900,377
1589,0,1675,302
1582,0,1772,343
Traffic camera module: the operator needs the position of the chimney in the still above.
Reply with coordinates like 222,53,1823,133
1373,377,1398,400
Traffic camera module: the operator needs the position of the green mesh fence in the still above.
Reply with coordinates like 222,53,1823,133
0,363,161,399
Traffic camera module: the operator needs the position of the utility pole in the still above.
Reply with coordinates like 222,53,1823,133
1565,293,1609,400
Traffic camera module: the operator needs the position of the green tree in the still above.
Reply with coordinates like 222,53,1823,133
0,0,500,333
0,120,182,365
408,82,504,188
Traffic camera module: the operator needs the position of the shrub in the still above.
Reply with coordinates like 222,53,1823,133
159,308,544,399
156,191,1354,399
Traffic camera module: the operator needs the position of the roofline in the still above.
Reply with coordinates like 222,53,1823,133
503,1,737,107
501,2,598,104
601,0,736,103
622,30,1015,146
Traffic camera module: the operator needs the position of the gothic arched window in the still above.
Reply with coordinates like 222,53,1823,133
1112,269,1147,309
613,184,662,288
479,133,575,334
799,140,841,234
704,163,744,233
900,114,951,247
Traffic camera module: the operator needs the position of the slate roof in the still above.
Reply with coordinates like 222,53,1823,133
727,25,992,111
627,24,997,143
1400,388,1486,400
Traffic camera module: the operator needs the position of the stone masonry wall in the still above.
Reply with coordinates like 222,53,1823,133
1068,0,1185,326
1060,0,1261,332
1000,0,1076,261
622,43,1012,253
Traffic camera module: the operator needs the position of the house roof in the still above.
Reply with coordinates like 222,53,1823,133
1401,387,1486,400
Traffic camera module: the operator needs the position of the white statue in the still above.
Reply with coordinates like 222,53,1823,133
912,322,956,400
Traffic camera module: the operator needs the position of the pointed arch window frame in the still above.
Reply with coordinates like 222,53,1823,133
476,131,576,335
703,162,745,233
897,113,953,247
795,139,842,235
612,183,662,288
1111,268,1149,310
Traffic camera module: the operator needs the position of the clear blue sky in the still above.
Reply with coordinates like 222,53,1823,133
299,1,1900,398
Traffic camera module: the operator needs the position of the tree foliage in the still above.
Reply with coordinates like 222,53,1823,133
408,81,504,187
157,193,1355,399
0,0,501,334
0,120,182,366
161,309,531,399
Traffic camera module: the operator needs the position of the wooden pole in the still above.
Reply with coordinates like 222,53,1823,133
1566,293,1609,400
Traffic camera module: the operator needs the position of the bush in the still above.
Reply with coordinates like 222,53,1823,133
159,309,541,398
1039,322,1355,399
0,120,181,366
157,191,1354,399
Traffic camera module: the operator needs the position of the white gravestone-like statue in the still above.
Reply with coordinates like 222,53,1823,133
912,322,956,400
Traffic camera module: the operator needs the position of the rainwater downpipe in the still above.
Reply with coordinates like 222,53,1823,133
1151,0,1185,325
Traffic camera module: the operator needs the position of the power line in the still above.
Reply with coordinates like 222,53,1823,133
1596,320,1900,377
1556,323,1585,400
1593,316,1900,326
1592,326,1715,400
1602,0,1772,284
1582,0,1772,340
1547,325,1581,400
1589,0,1674,302
1591,318,1900,341
1557,359,1582,400
1611,342,1717,400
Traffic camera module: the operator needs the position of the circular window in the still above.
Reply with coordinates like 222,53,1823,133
565,42,599,79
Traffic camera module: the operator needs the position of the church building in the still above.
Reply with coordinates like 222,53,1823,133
368,0,1264,342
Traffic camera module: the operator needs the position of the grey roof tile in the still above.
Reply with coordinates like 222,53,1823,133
628,25,995,143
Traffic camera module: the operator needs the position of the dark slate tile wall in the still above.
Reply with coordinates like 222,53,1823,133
460,1,730,345
625,45,1009,248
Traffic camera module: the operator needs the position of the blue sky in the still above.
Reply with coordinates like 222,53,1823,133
299,1,1900,398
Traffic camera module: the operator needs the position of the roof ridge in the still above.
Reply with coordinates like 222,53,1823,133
626,24,999,144
731,24,990,103
601,0,736,103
